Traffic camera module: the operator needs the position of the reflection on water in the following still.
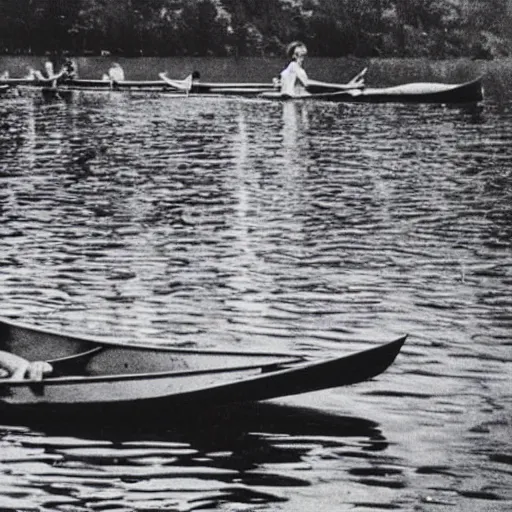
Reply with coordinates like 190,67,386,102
0,91,511,510
0,404,393,511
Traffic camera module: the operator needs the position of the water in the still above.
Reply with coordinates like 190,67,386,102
0,87,511,511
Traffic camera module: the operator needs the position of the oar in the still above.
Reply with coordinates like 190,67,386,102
159,72,193,94
306,67,368,93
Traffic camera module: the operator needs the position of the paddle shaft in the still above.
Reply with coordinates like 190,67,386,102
306,67,368,92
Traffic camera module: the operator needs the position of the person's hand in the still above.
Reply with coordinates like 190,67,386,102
347,76,365,89
27,361,53,381
346,68,367,89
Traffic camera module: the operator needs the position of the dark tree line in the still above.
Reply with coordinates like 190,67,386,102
0,0,511,58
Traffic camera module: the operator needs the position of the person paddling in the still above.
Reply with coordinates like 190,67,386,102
280,41,310,98
108,62,125,82
61,57,78,81
278,41,366,97
33,58,65,87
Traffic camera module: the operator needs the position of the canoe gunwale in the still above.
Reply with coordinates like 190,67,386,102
0,316,306,358
2,357,304,387
0,333,406,387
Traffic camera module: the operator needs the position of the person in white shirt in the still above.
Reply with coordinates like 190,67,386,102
32,58,65,86
280,41,309,97
107,62,125,82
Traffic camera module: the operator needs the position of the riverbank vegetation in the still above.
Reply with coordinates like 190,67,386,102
1,0,511,59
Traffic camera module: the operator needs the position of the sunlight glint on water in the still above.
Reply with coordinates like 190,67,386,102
0,90,511,511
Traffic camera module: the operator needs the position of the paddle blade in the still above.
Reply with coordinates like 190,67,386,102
347,67,368,89
159,72,193,92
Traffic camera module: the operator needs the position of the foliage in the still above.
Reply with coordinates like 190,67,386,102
0,0,510,58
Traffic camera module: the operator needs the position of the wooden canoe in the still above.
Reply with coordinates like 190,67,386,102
159,72,275,95
0,317,406,417
0,76,269,94
0,77,171,91
160,72,483,103
1,75,483,103
260,76,484,104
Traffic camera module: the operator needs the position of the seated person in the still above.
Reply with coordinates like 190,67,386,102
108,62,125,82
32,59,65,86
0,351,53,380
280,41,309,97
61,58,78,81
24,66,38,80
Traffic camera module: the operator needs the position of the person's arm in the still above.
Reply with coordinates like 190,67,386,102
50,69,66,81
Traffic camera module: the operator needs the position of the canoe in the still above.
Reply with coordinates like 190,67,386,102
260,76,484,104
0,73,275,93
159,72,275,95
0,77,172,91
0,84,10,93
0,317,406,417
160,72,482,103
0,75,482,103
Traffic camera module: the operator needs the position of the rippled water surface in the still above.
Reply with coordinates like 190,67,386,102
0,90,511,511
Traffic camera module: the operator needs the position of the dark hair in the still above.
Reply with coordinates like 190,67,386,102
286,41,307,59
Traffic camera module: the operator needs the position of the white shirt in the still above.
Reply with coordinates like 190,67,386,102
280,61,309,97
44,61,55,77
108,65,125,82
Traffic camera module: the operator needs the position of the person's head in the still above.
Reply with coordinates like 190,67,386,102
44,60,54,74
287,41,308,62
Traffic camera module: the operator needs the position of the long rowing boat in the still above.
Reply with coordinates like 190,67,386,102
0,74,483,104
0,76,171,91
0,317,406,418
157,72,483,103
159,72,277,95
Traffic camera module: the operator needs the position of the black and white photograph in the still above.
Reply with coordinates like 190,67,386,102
0,1,510,511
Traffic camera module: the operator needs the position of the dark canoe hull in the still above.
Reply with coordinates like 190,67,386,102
0,317,406,418
261,77,483,104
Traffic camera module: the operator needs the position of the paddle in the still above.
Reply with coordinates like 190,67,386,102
306,67,368,94
159,72,193,94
